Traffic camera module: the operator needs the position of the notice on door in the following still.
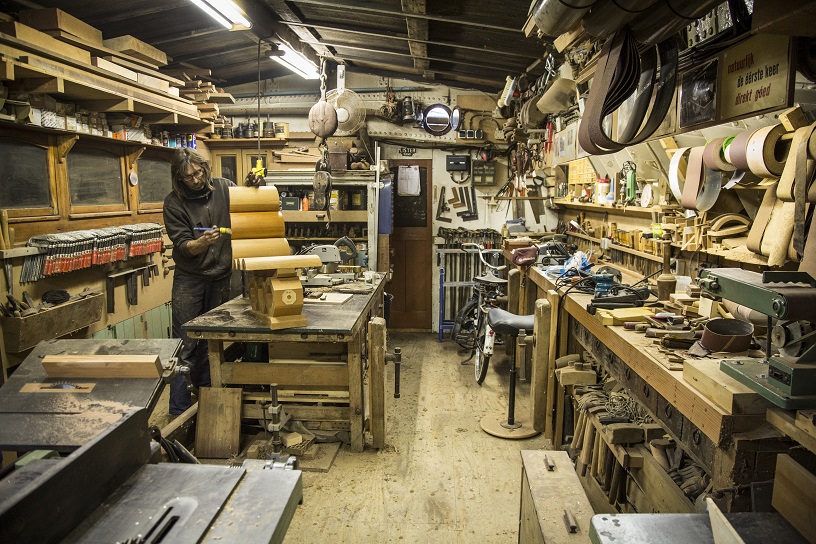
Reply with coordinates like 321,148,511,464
719,34,792,122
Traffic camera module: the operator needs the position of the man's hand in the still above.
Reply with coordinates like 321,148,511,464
187,225,221,256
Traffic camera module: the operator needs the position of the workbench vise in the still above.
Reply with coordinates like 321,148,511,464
699,268,816,409
161,357,192,391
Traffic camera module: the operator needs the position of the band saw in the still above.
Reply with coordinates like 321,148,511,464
699,268,816,409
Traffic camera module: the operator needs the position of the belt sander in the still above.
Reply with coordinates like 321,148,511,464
699,268,816,409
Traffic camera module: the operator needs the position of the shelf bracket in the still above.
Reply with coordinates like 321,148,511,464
127,146,146,166
56,134,78,163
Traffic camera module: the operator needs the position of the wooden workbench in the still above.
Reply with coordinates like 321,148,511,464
183,280,387,453
517,264,788,512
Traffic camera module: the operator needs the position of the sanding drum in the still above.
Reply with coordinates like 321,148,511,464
700,318,754,353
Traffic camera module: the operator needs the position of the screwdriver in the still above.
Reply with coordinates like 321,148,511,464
194,227,232,234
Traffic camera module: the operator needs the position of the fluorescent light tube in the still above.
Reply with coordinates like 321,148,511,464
190,0,251,31
271,43,319,79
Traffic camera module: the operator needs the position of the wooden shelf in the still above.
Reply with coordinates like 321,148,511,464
567,232,664,263
287,237,366,242
553,200,668,218
480,196,548,200
282,210,368,222
204,137,288,148
0,120,176,152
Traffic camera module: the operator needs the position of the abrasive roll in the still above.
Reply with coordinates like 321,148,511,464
745,123,788,178
668,147,691,203
702,137,734,172
230,211,285,240
229,185,281,212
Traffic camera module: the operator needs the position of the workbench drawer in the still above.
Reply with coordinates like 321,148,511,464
1,292,103,352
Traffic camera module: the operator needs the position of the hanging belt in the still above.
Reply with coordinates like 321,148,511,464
578,27,678,155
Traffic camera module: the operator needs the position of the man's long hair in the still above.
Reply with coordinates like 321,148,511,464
171,148,214,198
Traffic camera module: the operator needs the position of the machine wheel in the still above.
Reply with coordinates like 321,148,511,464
452,297,479,350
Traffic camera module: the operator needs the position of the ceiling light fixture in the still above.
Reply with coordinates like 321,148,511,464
189,0,251,31
271,42,319,79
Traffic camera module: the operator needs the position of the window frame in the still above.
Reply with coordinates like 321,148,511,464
134,149,173,212
65,140,130,216
0,131,59,220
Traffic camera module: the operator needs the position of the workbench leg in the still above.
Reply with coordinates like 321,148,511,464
368,317,387,449
208,340,224,387
531,298,551,432
348,334,364,452
544,290,560,441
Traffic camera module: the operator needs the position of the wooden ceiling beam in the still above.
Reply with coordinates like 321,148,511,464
284,21,534,59
342,64,501,93
265,0,337,62
401,0,432,79
286,0,522,33
304,40,524,72
334,54,505,86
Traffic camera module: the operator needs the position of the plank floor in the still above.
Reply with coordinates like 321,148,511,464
283,331,552,543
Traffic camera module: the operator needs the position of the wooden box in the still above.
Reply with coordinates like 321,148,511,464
519,450,594,544
19,8,103,47
1,292,103,352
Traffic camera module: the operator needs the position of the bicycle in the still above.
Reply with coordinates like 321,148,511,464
450,243,507,384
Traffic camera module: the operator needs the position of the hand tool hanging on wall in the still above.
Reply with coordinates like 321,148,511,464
435,187,452,223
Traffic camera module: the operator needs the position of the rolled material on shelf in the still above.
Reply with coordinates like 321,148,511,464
229,185,280,212
680,146,720,212
530,0,596,37
536,78,578,114
702,137,734,172
235,254,321,271
582,0,657,39
745,123,788,178
232,238,291,259
230,211,285,240
668,147,690,202
761,199,795,267
746,182,778,253
630,0,721,46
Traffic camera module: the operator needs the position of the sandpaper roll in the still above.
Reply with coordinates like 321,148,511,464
726,130,754,170
761,199,795,267
229,185,280,212
791,124,816,255
745,124,788,178
668,147,691,203
230,211,285,239
680,147,707,210
703,137,734,172
776,125,814,202
700,318,754,353
232,238,291,259
746,182,778,254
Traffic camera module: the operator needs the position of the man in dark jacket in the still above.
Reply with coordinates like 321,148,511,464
163,148,233,415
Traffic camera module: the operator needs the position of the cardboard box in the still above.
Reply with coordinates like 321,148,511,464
19,8,103,47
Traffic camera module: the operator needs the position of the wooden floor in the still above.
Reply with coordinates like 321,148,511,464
283,332,551,543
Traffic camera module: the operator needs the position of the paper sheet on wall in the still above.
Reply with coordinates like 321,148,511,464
397,165,421,196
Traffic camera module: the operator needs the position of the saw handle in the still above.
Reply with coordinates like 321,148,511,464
334,236,358,262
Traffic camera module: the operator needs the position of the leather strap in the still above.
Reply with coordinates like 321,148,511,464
679,146,719,212
746,182,778,254
793,123,816,255
578,28,678,155
745,124,787,178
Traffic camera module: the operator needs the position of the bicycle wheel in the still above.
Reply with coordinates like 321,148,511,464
451,297,479,350
474,315,490,385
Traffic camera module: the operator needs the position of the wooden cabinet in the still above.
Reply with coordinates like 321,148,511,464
206,139,287,184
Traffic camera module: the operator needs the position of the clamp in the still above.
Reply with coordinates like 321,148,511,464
161,357,192,391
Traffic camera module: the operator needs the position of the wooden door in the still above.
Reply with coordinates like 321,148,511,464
211,150,240,184
389,159,433,330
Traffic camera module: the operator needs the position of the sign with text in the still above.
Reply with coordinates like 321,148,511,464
719,34,792,122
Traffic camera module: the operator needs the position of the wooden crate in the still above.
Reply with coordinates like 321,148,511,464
1,292,103,352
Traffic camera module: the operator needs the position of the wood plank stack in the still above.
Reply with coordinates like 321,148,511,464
179,80,236,120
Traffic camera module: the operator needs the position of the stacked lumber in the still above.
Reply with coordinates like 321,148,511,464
179,80,236,121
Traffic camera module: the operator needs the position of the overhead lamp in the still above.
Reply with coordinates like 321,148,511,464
271,42,319,80
190,0,251,31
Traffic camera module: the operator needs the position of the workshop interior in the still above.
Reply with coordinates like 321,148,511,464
1,0,816,542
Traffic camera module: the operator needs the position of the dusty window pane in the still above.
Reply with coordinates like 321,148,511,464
0,139,51,209
68,148,124,206
138,158,172,203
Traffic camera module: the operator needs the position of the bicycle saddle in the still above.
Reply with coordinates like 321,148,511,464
487,308,535,336
475,274,507,285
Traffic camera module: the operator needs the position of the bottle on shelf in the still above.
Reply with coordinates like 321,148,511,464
301,193,309,211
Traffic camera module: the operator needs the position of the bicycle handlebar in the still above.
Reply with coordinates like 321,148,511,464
461,243,507,271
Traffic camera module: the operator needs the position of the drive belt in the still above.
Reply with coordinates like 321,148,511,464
578,27,678,155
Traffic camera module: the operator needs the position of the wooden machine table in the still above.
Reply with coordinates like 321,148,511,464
183,280,387,453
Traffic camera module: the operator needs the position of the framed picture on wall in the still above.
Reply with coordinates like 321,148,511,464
679,59,718,129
